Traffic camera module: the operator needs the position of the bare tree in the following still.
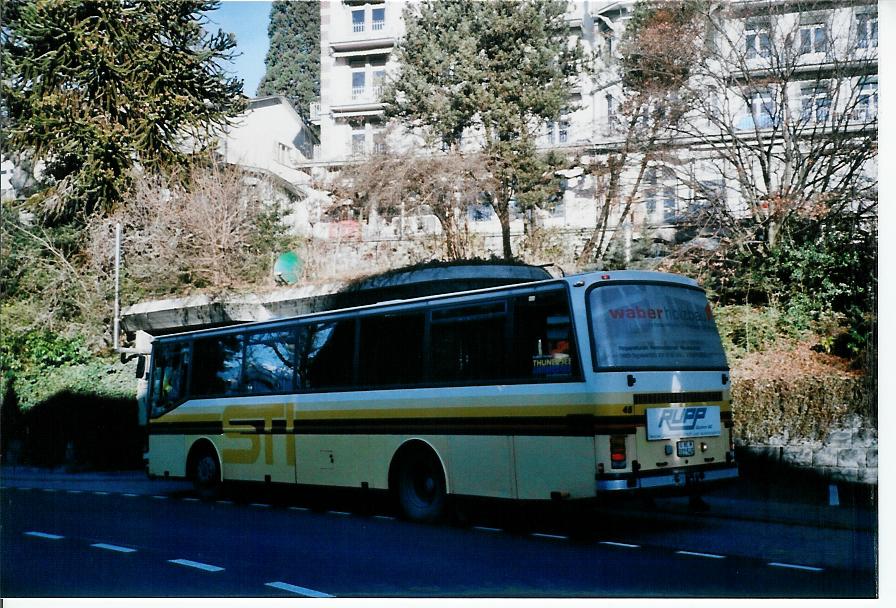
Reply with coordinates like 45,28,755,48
674,0,878,255
334,149,491,260
88,161,290,298
578,1,703,265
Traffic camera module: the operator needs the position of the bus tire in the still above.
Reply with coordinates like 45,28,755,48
188,442,221,501
393,445,447,523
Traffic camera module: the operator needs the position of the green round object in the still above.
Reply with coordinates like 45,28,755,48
273,251,303,285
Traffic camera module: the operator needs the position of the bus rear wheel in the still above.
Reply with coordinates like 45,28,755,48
395,447,447,523
190,445,221,501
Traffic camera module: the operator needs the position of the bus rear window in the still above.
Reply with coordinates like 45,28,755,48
589,283,728,371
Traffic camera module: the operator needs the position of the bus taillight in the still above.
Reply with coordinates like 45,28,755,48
610,435,627,469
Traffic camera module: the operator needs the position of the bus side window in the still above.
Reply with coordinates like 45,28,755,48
243,330,298,394
191,335,244,397
301,319,356,391
430,302,507,383
150,343,188,417
511,289,579,381
359,313,425,388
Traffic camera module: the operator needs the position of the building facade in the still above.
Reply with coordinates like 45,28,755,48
307,0,877,260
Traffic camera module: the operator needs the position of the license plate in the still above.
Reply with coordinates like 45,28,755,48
677,440,695,457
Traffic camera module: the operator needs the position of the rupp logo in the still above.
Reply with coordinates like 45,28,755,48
657,407,707,432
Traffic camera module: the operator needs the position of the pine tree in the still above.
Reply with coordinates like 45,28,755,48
0,0,245,221
257,0,320,119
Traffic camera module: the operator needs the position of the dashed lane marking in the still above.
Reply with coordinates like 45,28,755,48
373,515,395,521
168,559,225,572
93,491,110,496
768,562,824,572
473,526,502,533
151,496,168,500
600,541,640,548
41,488,57,492
123,493,139,497
217,500,234,505
66,490,84,494
91,543,137,553
676,550,726,559
531,533,568,540
24,531,64,540
329,511,351,516
183,497,200,502
265,581,334,598
289,506,309,512
250,503,271,508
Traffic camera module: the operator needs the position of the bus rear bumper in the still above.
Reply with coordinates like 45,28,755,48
596,464,738,493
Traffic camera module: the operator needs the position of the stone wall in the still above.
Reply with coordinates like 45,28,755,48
737,414,878,484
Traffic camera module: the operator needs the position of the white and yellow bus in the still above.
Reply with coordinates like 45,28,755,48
144,270,737,521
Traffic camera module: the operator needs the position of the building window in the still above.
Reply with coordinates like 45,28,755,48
467,203,495,222
351,131,366,156
545,121,556,145
799,22,827,55
644,168,677,224
745,20,771,58
372,131,387,154
606,94,617,125
351,71,365,100
749,89,776,128
854,79,878,121
372,7,385,31
372,70,385,98
856,12,877,49
352,9,365,33
694,180,726,212
800,85,830,123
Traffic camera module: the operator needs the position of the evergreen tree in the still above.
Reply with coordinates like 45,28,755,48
257,0,320,119
0,0,245,221
382,0,583,259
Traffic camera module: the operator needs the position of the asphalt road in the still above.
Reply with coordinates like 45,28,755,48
0,474,877,598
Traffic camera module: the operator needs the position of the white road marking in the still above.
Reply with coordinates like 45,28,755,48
768,562,823,572
329,511,351,516
250,503,271,508
600,541,640,548
183,497,200,502
66,490,83,494
473,526,502,533
168,559,225,572
373,515,395,521
531,533,568,540
123,493,139,497
42,488,57,492
91,543,137,553
25,531,64,540
217,500,234,505
289,506,309,512
93,491,109,496
151,495,168,500
676,550,726,559
265,581,334,598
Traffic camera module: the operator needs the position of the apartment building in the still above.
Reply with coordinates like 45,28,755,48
310,0,877,256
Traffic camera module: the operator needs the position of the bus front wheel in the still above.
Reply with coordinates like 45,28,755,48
395,447,447,523
189,444,221,500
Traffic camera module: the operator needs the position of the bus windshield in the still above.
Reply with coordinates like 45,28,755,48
589,282,728,371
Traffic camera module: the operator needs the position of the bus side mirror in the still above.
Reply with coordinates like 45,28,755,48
135,356,147,379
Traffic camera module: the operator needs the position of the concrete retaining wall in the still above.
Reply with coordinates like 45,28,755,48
737,414,877,484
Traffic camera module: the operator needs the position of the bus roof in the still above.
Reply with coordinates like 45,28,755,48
152,270,700,343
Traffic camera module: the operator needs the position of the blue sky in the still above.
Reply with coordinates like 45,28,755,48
205,1,273,97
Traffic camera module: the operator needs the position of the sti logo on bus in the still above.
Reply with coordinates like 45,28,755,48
646,406,721,440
